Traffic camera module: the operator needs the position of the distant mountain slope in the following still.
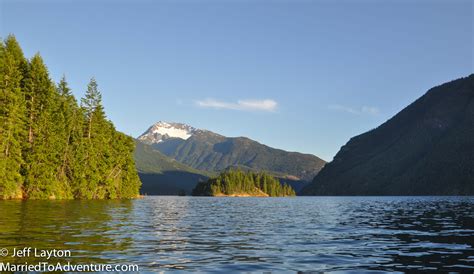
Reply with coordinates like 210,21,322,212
301,75,474,195
138,122,326,181
134,141,211,195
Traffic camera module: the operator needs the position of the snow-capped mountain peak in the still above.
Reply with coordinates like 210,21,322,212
138,121,198,144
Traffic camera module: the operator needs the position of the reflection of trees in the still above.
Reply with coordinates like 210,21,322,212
0,199,134,265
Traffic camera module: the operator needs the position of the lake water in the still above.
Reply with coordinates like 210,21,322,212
0,196,473,272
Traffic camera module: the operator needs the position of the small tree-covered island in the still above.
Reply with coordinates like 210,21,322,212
192,170,296,197
0,35,141,199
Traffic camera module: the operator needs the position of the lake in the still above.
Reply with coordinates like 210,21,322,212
0,196,473,272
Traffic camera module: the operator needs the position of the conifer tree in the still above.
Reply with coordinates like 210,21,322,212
81,78,102,140
0,36,27,199
79,78,141,199
80,78,108,198
54,76,79,198
23,54,63,199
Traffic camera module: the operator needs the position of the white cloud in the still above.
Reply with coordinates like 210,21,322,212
361,106,380,115
196,98,278,112
328,104,379,115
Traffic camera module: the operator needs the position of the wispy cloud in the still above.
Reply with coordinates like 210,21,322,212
196,98,278,112
328,104,379,115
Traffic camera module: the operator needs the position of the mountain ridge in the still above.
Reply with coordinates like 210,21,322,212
137,122,326,181
301,74,474,196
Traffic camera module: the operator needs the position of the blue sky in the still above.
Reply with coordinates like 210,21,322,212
1,0,472,161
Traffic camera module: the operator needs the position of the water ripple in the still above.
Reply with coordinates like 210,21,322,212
0,196,473,271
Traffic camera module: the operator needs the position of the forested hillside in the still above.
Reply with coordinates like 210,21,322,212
0,35,141,199
301,75,474,195
192,170,296,197
134,141,210,195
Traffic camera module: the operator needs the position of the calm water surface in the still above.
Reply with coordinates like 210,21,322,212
0,196,473,272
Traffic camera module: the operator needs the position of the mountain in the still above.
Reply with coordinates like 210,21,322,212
134,141,211,195
301,75,474,196
138,122,326,182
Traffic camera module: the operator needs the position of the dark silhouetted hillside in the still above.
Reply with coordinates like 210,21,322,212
301,75,474,195
134,141,211,195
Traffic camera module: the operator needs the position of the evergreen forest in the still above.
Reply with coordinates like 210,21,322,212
0,35,141,199
192,170,296,197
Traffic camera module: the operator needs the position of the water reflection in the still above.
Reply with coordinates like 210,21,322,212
0,196,473,271
0,199,134,265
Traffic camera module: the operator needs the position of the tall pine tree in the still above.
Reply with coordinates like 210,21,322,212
23,54,62,199
0,35,27,199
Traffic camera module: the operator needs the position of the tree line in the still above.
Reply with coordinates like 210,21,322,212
192,169,296,196
0,35,140,199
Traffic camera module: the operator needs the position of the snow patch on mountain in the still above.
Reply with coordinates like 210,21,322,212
138,121,198,144
150,122,194,140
